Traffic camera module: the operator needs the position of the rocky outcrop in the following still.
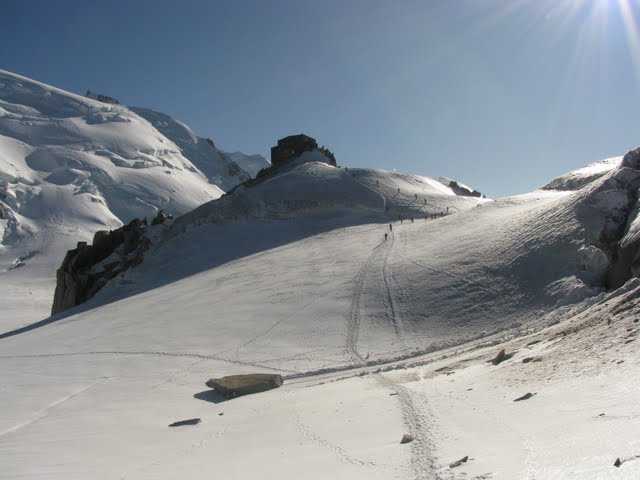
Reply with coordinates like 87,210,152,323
205,374,283,399
585,149,640,290
448,180,482,198
269,134,336,168
85,90,120,105
243,134,336,187
51,211,171,315
271,134,318,167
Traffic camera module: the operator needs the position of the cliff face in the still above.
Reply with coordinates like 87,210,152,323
51,212,171,315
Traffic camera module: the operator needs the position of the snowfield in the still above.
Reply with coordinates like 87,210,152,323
2,71,640,479
0,70,263,330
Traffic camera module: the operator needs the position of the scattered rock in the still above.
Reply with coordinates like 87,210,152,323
168,418,201,427
614,457,622,468
522,356,543,364
205,374,283,399
449,455,469,468
218,412,224,416
526,339,542,346
400,433,414,444
490,349,514,365
513,392,536,402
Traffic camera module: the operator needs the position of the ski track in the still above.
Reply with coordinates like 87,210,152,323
346,226,440,479
0,379,105,438
0,350,297,374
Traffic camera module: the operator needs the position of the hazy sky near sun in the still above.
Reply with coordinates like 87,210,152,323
2,0,639,196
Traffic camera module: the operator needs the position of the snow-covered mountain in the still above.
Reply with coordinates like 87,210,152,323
3,71,640,479
3,142,640,479
130,107,262,190
0,69,260,327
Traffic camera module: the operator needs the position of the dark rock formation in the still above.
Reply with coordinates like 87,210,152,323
448,180,482,198
449,456,469,469
168,418,201,427
513,392,536,402
489,349,514,365
242,134,336,187
271,134,318,167
400,433,414,444
270,134,336,168
205,374,283,399
85,90,120,105
51,210,171,315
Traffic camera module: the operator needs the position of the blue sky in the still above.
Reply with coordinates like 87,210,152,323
2,0,640,196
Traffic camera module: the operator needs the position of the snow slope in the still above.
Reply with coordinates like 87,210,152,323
0,69,260,329
224,150,270,177
2,147,640,479
130,107,255,190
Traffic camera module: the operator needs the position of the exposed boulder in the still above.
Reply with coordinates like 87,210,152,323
400,433,414,444
51,216,165,315
447,180,482,198
449,456,469,468
489,349,514,365
205,374,283,399
168,418,201,427
513,392,536,402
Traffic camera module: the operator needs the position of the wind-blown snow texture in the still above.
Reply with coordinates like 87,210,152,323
2,70,640,479
0,70,264,328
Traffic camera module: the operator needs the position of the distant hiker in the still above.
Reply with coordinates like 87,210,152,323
389,223,393,231
411,217,414,223
384,233,388,241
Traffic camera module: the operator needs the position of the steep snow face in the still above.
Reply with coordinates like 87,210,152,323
130,107,253,189
0,69,227,328
223,151,269,177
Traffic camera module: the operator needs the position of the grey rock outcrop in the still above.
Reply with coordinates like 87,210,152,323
51,210,171,315
448,180,482,198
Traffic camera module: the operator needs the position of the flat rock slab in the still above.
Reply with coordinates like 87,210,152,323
205,374,283,399
169,418,201,427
